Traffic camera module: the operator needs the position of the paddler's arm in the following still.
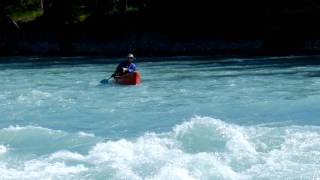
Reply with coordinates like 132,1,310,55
112,63,123,77
111,68,118,77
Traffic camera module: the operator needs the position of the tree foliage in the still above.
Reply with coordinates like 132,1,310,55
2,0,320,37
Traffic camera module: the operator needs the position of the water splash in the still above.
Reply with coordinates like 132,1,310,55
1,117,319,179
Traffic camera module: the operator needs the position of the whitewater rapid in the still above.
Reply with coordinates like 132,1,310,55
0,117,320,179
1,56,320,179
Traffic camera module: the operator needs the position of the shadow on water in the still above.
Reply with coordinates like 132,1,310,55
0,55,320,71
0,56,121,70
303,71,320,77
143,56,320,80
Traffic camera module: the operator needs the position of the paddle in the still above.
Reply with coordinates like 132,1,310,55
100,76,113,84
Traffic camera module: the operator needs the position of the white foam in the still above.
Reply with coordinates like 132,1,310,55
1,117,320,179
0,161,87,180
26,161,87,175
0,145,7,154
31,90,52,98
152,166,197,180
3,125,61,134
49,151,85,161
16,90,52,106
78,131,95,138
83,130,242,179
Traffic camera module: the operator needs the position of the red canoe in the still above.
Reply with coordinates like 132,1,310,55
115,71,141,85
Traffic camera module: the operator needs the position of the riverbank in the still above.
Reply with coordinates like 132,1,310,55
3,38,320,57
2,14,320,57
2,17,320,57
3,0,320,57
1,39,264,57
2,26,320,57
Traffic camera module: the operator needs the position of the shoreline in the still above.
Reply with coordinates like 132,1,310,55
1,54,319,65
2,39,320,58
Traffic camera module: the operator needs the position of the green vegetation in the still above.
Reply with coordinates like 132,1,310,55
3,0,42,22
126,6,139,13
9,9,42,22
2,0,320,55
2,0,142,23
1,0,320,43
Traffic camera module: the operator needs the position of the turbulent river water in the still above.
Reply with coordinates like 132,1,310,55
0,56,320,179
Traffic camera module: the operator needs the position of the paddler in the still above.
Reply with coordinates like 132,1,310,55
111,53,137,78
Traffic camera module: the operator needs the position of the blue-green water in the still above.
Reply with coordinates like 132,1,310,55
0,56,320,179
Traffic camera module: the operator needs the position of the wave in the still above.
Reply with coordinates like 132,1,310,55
0,125,99,157
1,117,320,179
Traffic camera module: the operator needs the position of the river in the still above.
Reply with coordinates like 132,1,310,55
0,56,320,179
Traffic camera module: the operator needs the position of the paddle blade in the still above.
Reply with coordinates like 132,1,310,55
100,79,109,84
